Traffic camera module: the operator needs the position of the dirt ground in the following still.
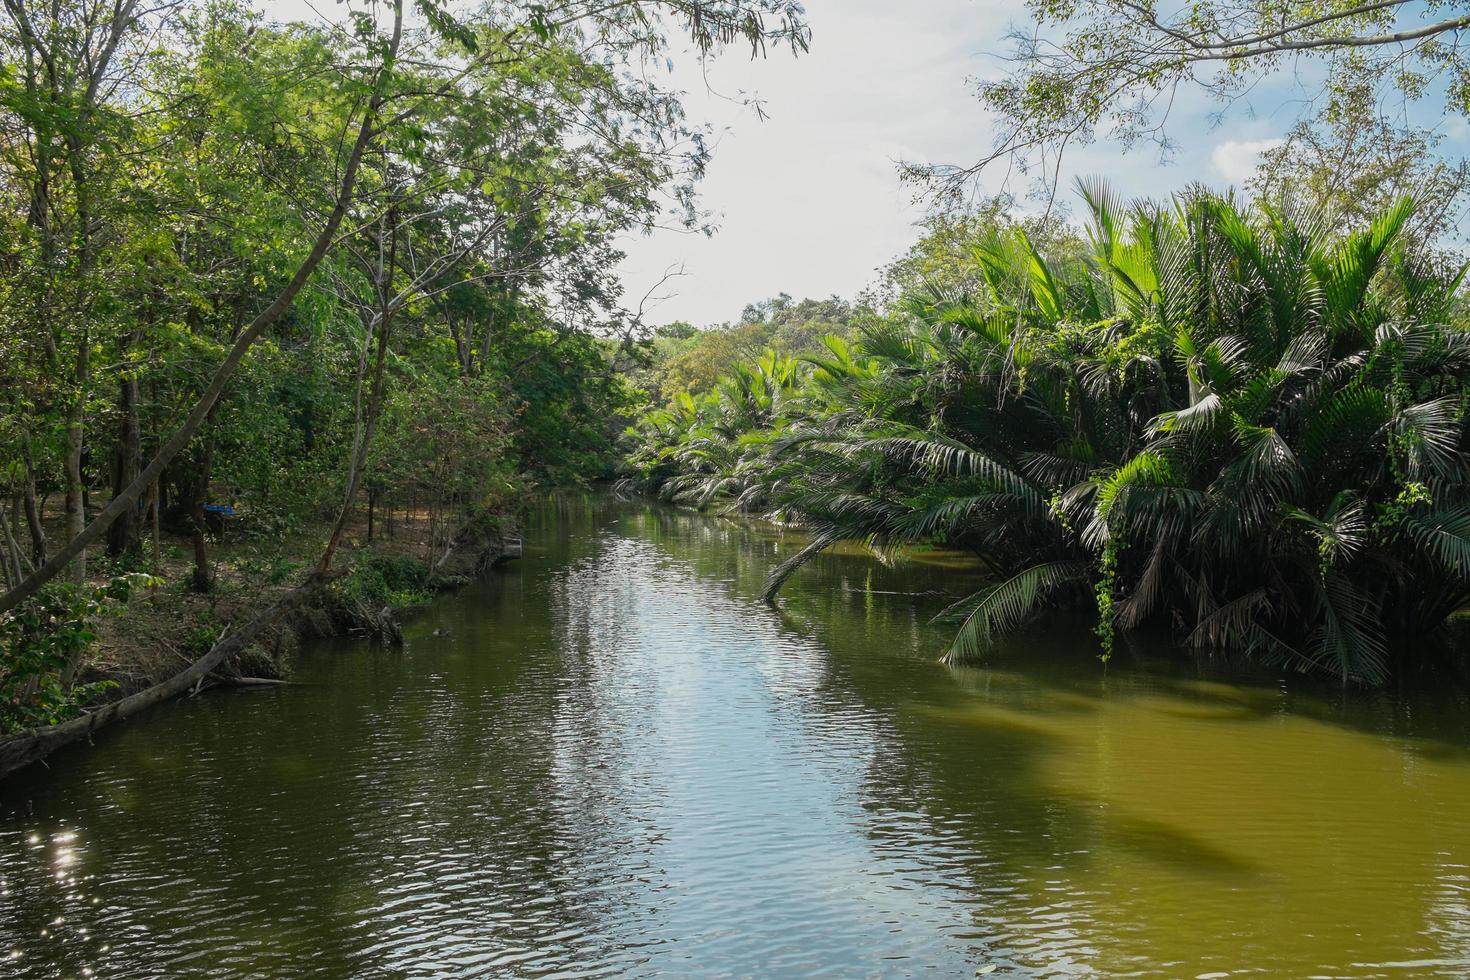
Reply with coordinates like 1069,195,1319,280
11,500,460,698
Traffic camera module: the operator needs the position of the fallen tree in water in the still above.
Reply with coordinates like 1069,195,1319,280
0,575,332,781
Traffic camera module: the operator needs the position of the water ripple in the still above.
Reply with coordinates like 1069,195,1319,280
2,500,1469,977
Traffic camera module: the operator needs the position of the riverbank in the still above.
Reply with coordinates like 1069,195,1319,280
90,508,518,693
0,504,519,779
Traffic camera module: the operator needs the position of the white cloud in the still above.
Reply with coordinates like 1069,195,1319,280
620,1,1287,326
616,0,1003,326
256,0,1296,325
1211,138,1284,186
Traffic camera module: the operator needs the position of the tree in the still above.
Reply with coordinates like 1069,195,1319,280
641,295,871,399
627,182,1470,684
926,0,1470,230
0,0,811,732
0,0,164,589
1251,72,1470,241
0,0,811,617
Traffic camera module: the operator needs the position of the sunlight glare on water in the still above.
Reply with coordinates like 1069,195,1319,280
3,495,1470,977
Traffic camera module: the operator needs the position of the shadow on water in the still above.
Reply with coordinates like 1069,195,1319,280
606,494,1470,973
734,493,1470,761
2,492,1470,977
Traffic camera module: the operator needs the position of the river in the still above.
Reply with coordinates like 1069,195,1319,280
3,495,1470,977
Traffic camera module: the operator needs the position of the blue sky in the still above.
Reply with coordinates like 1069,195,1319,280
613,0,1306,327
257,0,1464,328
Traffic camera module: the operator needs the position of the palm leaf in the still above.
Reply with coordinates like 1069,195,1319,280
760,529,844,603
936,561,1092,663
1400,506,1470,573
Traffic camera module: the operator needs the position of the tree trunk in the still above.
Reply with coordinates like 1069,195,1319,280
63,334,88,587
0,503,26,588
190,436,215,593
21,445,45,567
319,205,398,574
61,104,100,595
6,496,22,586
107,362,142,557
59,363,89,688
442,304,472,377
149,478,161,587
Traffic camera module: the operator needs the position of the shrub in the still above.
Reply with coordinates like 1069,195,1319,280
0,574,156,732
329,554,432,639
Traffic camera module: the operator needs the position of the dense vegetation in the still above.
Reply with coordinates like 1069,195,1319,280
629,294,873,401
0,0,807,731
625,183,1470,683
3,0,1470,742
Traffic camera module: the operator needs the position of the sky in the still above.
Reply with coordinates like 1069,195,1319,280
254,0,1422,328
613,0,1295,328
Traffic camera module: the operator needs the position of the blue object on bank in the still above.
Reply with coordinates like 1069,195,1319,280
202,504,236,516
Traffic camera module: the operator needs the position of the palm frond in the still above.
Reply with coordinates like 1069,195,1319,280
1400,506,1470,573
760,529,843,603
937,561,1092,663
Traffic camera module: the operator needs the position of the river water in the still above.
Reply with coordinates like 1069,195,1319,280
4,495,1470,977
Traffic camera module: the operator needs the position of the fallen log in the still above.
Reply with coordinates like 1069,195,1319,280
0,574,333,782
215,676,292,687
185,674,296,697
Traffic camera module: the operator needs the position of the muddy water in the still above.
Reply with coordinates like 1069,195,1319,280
3,496,1470,977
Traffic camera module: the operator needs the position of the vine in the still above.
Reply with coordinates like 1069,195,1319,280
1094,535,1118,664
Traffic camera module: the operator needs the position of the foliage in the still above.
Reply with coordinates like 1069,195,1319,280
625,183,1470,684
329,554,433,632
1251,76,1470,243
634,295,873,400
0,0,808,722
924,0,1470,236
182,619,225,658
0,575,155,732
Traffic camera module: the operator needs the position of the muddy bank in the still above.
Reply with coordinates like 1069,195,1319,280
0,513,520,782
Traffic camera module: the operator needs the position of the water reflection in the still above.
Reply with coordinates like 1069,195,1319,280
1,495,1469,977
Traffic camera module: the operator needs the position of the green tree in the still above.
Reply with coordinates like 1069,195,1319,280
0,0,810,617
0,0,811,725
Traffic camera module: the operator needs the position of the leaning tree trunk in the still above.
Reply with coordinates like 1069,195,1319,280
319,206,398,574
